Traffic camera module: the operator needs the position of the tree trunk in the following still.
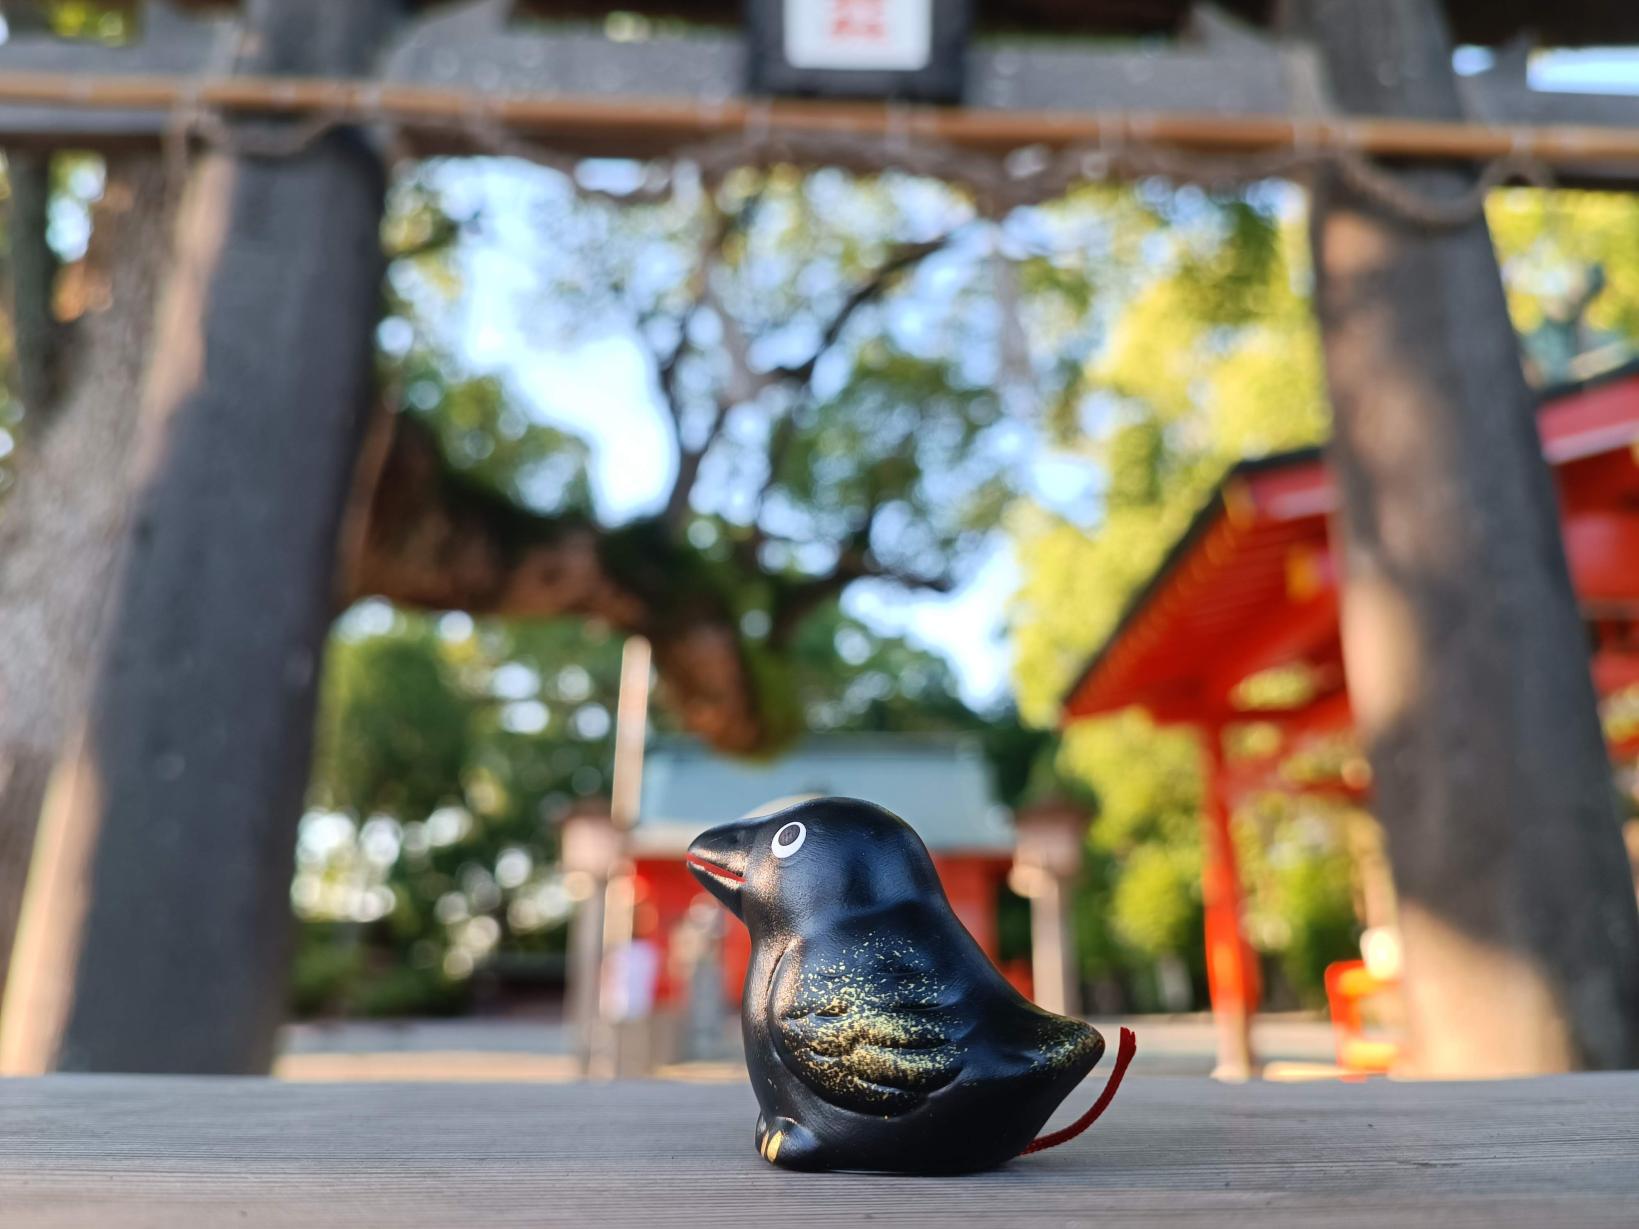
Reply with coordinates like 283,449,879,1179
1293,0,1639,1073
0,0,401,1074
0,154,173,1005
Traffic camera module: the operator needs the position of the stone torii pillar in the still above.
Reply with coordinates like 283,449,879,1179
1290,0,1639,1074
1,0,406,1076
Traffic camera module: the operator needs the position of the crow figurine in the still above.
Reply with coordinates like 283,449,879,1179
686,796,1136,1175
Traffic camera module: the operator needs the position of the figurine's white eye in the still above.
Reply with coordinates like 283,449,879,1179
771,821,807,859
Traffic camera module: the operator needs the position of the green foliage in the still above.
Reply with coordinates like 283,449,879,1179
1110,844,1202,959
288,926,364,1017
1272,850,1359,1005
398,358,594,516
295,601,1028,1016
773,340,1004,575
383,161,1029,620
1487,189,1639,371
1070,850,1133,988
786,603,971,732
40,1,130,42
1063,711,1201,852
295,607,628,1015
1235,797,1362,1006
1063,713,1211,998
311,624,470,821
1009,186,1337,1003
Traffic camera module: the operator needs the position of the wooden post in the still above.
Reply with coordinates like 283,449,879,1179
1201,724,1259,1080
609,636,653,831
1,0,403,1074
592,636,652,1076
1291,0,1639,1073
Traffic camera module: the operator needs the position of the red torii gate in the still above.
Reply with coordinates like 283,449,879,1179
1061,361,1639,1077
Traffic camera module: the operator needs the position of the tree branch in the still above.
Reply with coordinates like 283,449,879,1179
659,192,765,530
772,231,962,386
664,394,729,528
351,220,969,749
765,492,955,643
666,220,962,541
349,220,970,748
385,214,462,263
652,315,690,431
752,227,965,528
769,550,957,645
348,412,769,753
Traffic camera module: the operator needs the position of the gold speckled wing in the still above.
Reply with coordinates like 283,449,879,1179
771,937,966,1115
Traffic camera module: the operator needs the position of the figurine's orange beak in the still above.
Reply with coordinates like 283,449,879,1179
686,820,753,920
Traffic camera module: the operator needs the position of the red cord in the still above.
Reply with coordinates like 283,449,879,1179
1021,1026,1138,1156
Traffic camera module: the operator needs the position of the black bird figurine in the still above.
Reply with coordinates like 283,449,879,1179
686,796,1136,1174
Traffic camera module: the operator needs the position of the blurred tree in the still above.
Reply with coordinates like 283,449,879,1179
351,162,1033,753
1486,189,1639,383
1231,790,1364,1009
290,602,1028,1016
292,609,623,1016
1009,186,1353,1006
1013,192,1328,723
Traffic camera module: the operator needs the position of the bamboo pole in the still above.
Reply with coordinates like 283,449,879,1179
0,68,1636,166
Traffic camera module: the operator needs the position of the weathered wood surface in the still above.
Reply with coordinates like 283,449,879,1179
3,1074,1638,1227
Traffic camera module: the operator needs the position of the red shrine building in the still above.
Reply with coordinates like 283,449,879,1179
629,736,1019,1010
1060,361,1639,1076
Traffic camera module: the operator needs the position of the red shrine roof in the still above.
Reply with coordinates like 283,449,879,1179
1062,361,1639,732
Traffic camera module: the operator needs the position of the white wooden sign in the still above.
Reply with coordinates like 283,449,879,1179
783,0,934,72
